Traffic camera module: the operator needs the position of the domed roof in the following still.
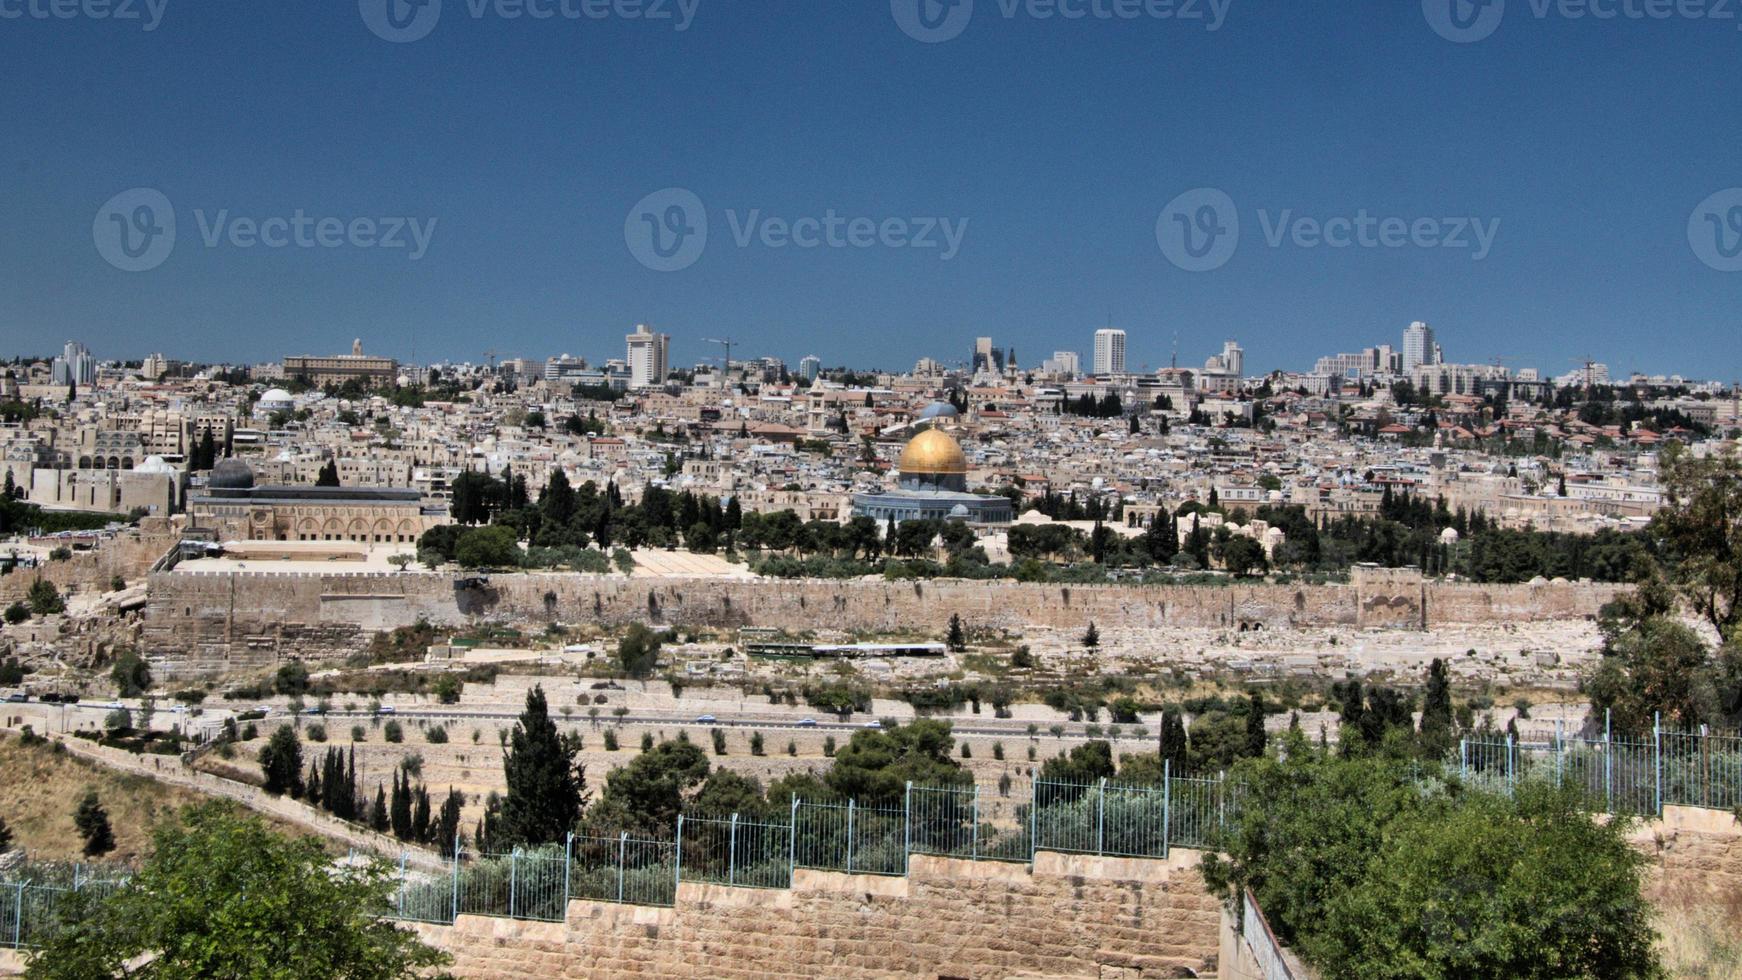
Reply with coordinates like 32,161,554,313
260,388,293,403
917,401,960,421
899,429,968,476
209,458,255,490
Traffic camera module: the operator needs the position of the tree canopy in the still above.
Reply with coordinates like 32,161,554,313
25,803,451,980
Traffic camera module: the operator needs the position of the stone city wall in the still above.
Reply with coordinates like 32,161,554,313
140,566,1627,674
410,850,1222,980
0,521,178,603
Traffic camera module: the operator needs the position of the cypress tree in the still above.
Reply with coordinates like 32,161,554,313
391,769,412,841
74,791,115,857
499,685,587,847
371,784,389,833
1244,692,1267,759
1419,658,1456,758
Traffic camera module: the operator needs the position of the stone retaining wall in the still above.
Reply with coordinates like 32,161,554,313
140,565,1626,675
411,850,1221,980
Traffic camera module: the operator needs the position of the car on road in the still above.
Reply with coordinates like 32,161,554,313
376,706,396,715
863,720,882,728
4,693,28,703
695,714,716,723
796,718,818,727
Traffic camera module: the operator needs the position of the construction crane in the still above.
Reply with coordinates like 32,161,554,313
702,338,736,382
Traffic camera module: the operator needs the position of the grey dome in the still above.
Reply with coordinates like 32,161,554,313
209,458,255,489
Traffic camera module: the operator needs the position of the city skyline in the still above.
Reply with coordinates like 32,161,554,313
3,5,1741,376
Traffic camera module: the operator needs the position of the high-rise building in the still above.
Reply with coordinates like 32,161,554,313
1402,321,1438,372
1044,351,1080,378
52,341,94,386
971,337,1007,375
1092,329,1126,376
626,324,670,389
798,355,821,383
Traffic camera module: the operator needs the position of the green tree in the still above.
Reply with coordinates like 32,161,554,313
1312,783,1661,979
315,460,341,487
1586,616,1721,732
108,651,152,698
945,613,967,653
432,674,462,705
1418,658,1456,757
589,738,710,834
1081,621,1100,648
24,803,450,979
73,791,114,857
1244,692,1267,759
616,623,663,678
1653,445,1742,633
453,525,521,569
259,725,304,797
498,686,587,846
274,660,311,696
26,579,64,616
825,720,969,803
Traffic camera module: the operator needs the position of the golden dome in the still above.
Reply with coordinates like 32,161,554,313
898,428,968,475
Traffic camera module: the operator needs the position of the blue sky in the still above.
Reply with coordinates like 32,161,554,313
3,1,1740,378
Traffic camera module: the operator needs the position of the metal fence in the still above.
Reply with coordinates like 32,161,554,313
14,718,1742,948
1458,713,1742,818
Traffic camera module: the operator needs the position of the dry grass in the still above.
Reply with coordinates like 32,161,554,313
1655,884,1742,979
0,734,304,863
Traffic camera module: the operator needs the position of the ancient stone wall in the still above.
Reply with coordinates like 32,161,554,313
139,567,1627,674
410,850,1222,980
0,520,178,603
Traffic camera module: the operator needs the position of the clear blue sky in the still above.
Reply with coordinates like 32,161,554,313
3,1,1740,378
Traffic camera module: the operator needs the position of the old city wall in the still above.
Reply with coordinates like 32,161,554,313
410,850,1222,980
140,567,1628,674
0,521,179,603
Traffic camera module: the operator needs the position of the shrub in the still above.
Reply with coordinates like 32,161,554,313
383,721,404,743
426,726,449,744
351,725,366,742
305,724,327,743
603,730,619,751
749,732,765,756
711,728,727,755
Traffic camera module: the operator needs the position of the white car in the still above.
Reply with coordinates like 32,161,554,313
695,714,717,723
796,718,818,727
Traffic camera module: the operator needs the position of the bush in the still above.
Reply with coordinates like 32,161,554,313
749,732,765,756
711,728,727,755
426,726,448,744
305,724,327,742
3,602,28,625
383,721,404,743
350,725,366,742
603,730,619,751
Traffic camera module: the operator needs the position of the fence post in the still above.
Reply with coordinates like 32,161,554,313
510,849,521,919
1605,708,1613,813
1459,737,1467,779
1162,759,1171,860
72,864,81,894
675,814,684,891
1217,771,1226,832
1702,724,1710,808
397,852,408,918
12,882,21,950
1096,778,1107,856
846,799,856,875
728,813,739,887
788,796,799,882
564,832,574,911
903,781,913,869
450,834,461,922
971,785,980,861
1654,711,1663,817
1028,778,1038,865
617,833,627,904
1505,732,1514,795
1554,721,1563,789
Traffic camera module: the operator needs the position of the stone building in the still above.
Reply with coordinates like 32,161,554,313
187,460,442,544
852,428,1013,526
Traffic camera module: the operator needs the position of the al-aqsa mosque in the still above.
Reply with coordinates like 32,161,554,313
851,421,1013,526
